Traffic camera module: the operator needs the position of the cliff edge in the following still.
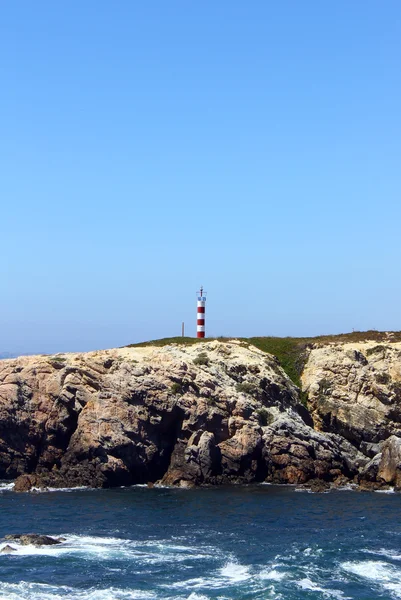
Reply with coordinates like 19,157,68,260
302,340,401,489
1,336,400,491
0,340,361,491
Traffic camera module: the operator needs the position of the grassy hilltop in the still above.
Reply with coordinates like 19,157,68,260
128,330,401,389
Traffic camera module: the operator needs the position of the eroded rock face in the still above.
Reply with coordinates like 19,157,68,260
359,436,401,489
264,413,365,485
5,338,401,491
302,341,401,488
0,340,365,490
302,342,401,445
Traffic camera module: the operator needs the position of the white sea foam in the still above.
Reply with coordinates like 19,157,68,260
219,561,250,582
342,559,396,580
375,487,396,494
364,548,401,561
30,486,91,493
0,581,157,599
342,560,401,597
259,568,286,581
165,559,252,591
0,534,218,565
336,484,357,491
297,577,326,591
166,578,213,591
296,577,350,598
303,547,323,557
0,482,15,492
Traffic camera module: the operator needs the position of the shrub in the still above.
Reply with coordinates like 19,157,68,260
49,357,66,369
366,345,386,356
193,352,209,366
256,407,272,426
171,382,183,395
299,390,309,408
236,382,257,395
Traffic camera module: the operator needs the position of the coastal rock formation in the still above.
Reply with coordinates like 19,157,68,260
4,534,64,546
0,545,17,554
0,340,364,490
302,340,401,488
1,337,401,491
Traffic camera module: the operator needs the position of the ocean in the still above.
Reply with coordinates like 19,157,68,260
0,483,400,599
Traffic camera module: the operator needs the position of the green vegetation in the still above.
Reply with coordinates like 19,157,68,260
128,337,209,348
49,356,66,369
248,331,401,388
248,337,308,388
366,345,386,356
236,382,258,395
299,390,309,408
127,331,401,391
170,382,183,395
193,351,209,366
256,407,273,426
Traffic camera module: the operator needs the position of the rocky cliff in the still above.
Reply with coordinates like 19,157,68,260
1,337,400,491
302,340,401,489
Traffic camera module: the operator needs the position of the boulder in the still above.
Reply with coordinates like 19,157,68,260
4,534,64,546
377,436,401,488
14,474,41,492
0,545,16,554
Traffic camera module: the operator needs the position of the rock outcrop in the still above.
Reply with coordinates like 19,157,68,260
302,340,401,488
4,534,64,546
1,337,401,491
0,545,17,554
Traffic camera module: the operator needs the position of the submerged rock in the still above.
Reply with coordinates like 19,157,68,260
0,544,16,554
4,534,64,546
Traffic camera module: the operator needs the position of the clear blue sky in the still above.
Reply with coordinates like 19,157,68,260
1,1,400,354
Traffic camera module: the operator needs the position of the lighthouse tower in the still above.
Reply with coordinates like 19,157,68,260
196,286,206,338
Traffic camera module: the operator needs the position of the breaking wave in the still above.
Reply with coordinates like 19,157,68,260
0,481,15,492
0,535,219,564
342,560,401,597
0,581,157,599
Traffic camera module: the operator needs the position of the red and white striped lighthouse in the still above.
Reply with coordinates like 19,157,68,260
196,286,206,338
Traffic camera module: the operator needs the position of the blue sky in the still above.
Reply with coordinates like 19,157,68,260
1,1,400,353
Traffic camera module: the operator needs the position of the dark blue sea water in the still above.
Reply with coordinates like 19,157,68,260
0,483,400,599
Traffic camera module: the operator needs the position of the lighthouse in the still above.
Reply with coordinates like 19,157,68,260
196,286,206,338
